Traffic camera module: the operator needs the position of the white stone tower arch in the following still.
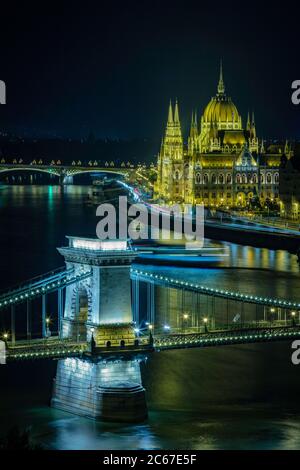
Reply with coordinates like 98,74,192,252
57,236,138,345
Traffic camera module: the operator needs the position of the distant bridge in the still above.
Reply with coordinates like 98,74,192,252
0,163,141,184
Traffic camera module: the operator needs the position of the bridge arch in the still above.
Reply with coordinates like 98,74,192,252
0,166,61,177
65,168,128,178
71,281,93,324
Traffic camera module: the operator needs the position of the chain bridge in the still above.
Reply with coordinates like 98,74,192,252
1,237,300,421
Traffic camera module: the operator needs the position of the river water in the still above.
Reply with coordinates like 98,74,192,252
0,184,300,450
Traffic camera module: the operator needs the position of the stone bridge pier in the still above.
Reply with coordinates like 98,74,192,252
51,236,148,422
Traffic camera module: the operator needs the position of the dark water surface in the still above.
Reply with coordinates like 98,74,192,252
1,185,300,450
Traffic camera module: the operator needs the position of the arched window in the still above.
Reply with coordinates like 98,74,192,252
260,174,264,183
195,172,201,184
174,170,180,181
184,164,189,178
203,173,209,184
211,174,217,184
266,173,272,184
274,173,279,183
253,173,257,184
226,173,232,184
242,173,247,184
219,174,224,184
236,174,241,184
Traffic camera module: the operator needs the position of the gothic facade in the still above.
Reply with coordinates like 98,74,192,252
155,65,293,207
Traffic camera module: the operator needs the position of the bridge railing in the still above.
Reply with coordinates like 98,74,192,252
150,319,295,336
154,325,300,350
0,268,92,347
0,268,92,310
0,266,68,297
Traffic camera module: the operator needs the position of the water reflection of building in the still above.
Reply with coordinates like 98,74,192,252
155,63,293,208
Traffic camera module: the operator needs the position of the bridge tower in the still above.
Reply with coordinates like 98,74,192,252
51,236,148,422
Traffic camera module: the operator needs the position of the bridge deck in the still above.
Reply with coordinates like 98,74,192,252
5,338,87,361
155,325,300,350
5,325,300,361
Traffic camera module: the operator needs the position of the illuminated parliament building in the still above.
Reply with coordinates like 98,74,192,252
155,64,293,208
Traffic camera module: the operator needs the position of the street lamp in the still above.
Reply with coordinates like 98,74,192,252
46,318,51,338
90,327,96,352
183,314,189,334
148,324,154,345
291,311,296,327
203,317,208,333
269,307,276,326
90,327,95,343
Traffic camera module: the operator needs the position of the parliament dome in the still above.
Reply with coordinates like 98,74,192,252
203,95,240,123
202,62,241,125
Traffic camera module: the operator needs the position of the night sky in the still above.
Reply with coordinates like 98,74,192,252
1,1,300,140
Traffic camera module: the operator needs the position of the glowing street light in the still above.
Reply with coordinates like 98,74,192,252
45,317,51,338
203,317,209,333
183,314,189,320
148,324,154,345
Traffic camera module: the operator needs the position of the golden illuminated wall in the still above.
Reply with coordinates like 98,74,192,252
155,65,285,207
